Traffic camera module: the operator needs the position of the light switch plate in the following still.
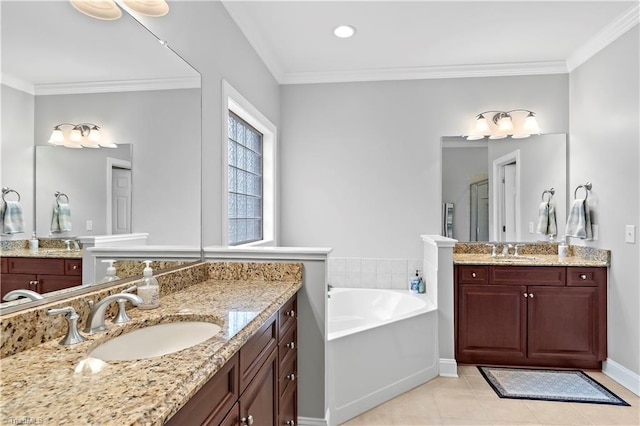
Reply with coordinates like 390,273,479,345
86,220,93,231
625,225,636,244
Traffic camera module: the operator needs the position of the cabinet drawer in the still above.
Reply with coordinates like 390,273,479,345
0,274,37,299
567,268,606,287
64,259,82,276
457,265,488,284
239,312,277,392
8,257,65,275
279,294,297,335
39,275,82,293
166,353,239,426
1,257,7,274
279,384,297,426
278,350,297,399
279,324,297,368
491,266,565,286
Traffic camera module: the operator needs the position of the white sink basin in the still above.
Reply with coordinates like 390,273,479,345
89,322,222,361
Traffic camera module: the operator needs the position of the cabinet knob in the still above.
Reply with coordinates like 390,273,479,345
286,421,295,426
287,373,296,381
529,293,534,298
471,272,477,278
286,310,295,317
72,265,79,270
524,293,528,298
29,280,38,287
241,415,254,426
580,274,587,280
286,341,295,349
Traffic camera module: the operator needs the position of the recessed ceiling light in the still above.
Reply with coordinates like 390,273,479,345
334,25,356,39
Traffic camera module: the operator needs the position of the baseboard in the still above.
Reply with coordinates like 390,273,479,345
603,358,640,396
298,416,328,426
439,358,458,377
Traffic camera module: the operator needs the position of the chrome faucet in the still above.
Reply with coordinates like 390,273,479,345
501,243,513,256
513,244,525,257
47,307,87,345
3,289,44,301
64,239,80,250
84,293,143,334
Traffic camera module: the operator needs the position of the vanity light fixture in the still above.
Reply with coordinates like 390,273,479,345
334,25,357,38
466,110,540,140
48,123,117,149
70,0,169,20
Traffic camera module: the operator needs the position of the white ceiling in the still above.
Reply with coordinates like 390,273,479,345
0,0,199,95
222,0,640,84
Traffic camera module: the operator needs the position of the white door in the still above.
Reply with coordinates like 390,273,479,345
112,167,132,234
502,163,517,241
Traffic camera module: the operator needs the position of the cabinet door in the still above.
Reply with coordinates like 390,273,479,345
38,275,82,293
528,286,603,361
240,347,277,426
0,274,37,299
457,284,527,363
219,402,240,426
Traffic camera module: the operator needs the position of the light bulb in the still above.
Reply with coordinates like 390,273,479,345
49,128,64,145
334,25,356,38
497,115,513,131
475,114,489,133
89,127,101,142
466,133,485,141
524,113,540,133
70,128,83,142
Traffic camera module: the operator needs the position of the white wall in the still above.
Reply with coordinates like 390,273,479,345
34,89,201,245
132,1,281,248
1,84,34,238
280,75,569,258
569,25,640,381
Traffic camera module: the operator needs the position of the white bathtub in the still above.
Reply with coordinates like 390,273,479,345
327,288,439,426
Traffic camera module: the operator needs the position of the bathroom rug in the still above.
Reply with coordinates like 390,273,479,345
478,366,630,406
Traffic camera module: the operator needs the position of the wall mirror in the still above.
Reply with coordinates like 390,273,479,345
0,1,202,312
441,134,568,243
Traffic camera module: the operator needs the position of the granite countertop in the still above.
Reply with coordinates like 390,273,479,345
0,248,83,259
454,253,609,267
0,278,301,425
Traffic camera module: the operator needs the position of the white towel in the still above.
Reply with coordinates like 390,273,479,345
51,203,72,233
1,200,25,234
536,201,557,238
565,198,592,239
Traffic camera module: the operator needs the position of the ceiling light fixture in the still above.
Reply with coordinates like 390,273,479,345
465,110,540,140
69,0,169,20
48,123,117,149
334,25,356,38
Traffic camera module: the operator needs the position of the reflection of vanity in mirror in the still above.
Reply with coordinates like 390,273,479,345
0,1,202,311
442,133,567,243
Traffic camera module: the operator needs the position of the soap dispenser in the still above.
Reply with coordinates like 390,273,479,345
29,232,38,252
137,260,160,310
98,259,120,283
558,236,569,261
410,270,425,294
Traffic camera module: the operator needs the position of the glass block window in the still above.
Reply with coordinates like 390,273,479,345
228,111,263,245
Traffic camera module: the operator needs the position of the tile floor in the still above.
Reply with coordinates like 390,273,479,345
342,366,640,425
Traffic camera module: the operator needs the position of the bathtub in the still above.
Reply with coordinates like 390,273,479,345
327,288,439,426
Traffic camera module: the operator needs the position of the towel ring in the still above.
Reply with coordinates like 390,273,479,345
55,191,69,206
541,188,555,203
574,182,592,200
1,187,20,202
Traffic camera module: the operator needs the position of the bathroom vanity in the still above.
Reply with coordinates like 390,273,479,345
454,249,609,370
0,255,82,299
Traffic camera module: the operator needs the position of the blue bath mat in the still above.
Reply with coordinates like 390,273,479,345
478,366,630,406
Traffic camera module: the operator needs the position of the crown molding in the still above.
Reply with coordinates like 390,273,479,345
33,77,201,96
566,3,639,72
221,0,285,83
1,74,35,95
281,61,568,85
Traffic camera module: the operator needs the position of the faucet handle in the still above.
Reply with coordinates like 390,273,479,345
485,243,497,257
113,286,138,324
514,244,525,257
47,307,87,345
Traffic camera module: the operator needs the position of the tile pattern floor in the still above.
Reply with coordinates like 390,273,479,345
342,366,640,425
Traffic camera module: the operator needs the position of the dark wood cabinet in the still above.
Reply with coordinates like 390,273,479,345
166,293,298,426
455,265,606,369
0,257,82,298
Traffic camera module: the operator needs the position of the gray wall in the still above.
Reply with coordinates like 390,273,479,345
1,84,35,238
569,26,640,378
280,75,569,259
34,89,201,245
133,1,281,248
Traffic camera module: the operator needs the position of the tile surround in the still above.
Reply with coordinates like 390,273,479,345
329,257,422,290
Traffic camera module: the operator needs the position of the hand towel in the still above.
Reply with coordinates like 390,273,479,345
1,201,25,234
537,201,558,238
565,198,592,239
51,203,72,233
